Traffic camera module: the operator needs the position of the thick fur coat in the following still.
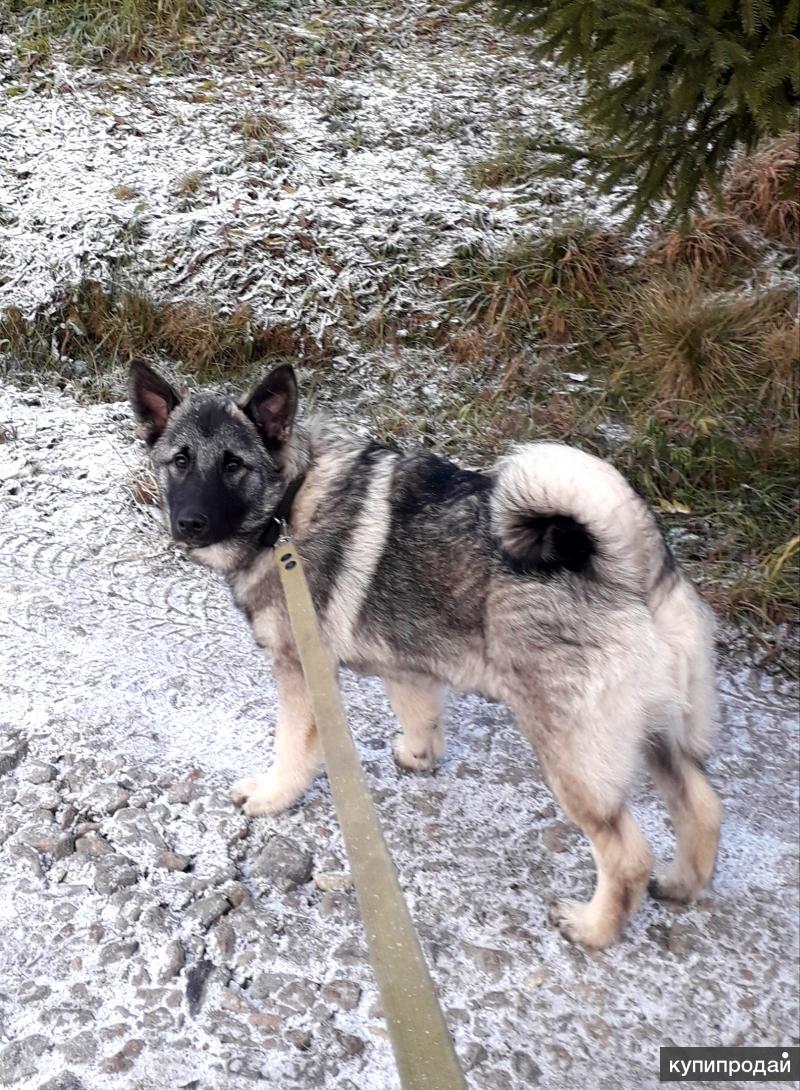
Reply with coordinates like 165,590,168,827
129,360,722,948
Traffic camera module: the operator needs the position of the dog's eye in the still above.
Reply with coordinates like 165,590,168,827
223,455,243,473
173,453,189,470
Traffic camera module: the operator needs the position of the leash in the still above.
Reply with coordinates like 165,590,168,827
273,528,469,1090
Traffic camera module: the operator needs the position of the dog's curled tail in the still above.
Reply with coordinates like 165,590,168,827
491,442,672,596
493,441,718,757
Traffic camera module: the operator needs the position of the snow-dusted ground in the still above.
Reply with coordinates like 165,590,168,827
0,382,798,1090
0,1,620,343
1,1,798,1086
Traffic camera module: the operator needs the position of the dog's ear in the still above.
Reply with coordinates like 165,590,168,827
241,364,298,450
128,360,181,446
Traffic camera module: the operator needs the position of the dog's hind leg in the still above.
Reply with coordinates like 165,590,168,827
647,739,722,902
385,676,446,772
232,651,322,816
516,701,652,948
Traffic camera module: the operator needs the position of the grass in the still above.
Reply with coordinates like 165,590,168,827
724,134,800,249
442,220,623,344
9,0,211,64
647,214,762,280
0,281,330,399
433,205,799,656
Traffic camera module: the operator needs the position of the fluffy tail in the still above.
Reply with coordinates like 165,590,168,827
492,441,718,756
492,442,672,595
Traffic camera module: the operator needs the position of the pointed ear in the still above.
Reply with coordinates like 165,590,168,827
241,364,298,449
128,360,181,446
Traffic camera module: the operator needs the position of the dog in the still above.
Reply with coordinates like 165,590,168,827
129,358,722,948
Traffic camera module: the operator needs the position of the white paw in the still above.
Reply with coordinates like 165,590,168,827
230,772,302,817
548,899,618,949
393,732,444,772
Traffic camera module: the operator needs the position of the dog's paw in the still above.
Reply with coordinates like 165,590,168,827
393,735,438,773
648,872,697,903
231,774,298,817
548,900,617,949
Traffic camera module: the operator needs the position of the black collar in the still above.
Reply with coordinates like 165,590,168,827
258,474,306,549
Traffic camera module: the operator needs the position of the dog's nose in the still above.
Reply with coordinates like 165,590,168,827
176,512,208,540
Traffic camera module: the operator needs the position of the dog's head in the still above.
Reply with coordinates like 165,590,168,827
129,360,298,567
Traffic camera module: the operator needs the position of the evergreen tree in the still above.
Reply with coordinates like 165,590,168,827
492,0,800,222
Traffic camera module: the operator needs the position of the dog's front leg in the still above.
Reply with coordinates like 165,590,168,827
231,650,322,816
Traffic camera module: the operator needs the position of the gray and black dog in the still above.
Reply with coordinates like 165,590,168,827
129,359,721,948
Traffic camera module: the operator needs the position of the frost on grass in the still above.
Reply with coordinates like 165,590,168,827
0,0,618,346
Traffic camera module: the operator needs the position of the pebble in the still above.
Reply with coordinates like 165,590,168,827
22,760,56,784
102,1039,144,1074
0,1034,50,1085
461,942,511,979
320,979,361,1011
186,893,231,929
156,850,191,871
541,821,572,853
253,835,313,891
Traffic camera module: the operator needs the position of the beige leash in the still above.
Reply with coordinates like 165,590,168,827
274,534,469,1090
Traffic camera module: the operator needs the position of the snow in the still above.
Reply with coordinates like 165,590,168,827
0,381,798,1089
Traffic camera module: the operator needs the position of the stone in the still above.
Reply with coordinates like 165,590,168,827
667,922,694,958
320,979,361,1011
156,850,191,871
102,1039,144,1074
19,826,74,859
158,940,185,984
60,1031,97,1064
0,733,27,776
94,856,138,895
75,833,114,857
82,784,129,816
313,871,353,892
110,808,166,850
23,761,56,784
38,1075,85,1090
335,1031,365,1057
249,1011,281,1030
541,821,572,853
166,781,199,804
286,1028,313,1051
186,958,215,1016
210,919,236,959
99,939,140,966
461,943,511,979
0,1035,50,1085
253,836,313,891
186,893,230,929
512,1052,543,1083
461,1042,488,1071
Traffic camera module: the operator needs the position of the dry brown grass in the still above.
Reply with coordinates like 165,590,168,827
724,134,800,248
443,223,623,345
4,281,326,380
632,278,798,407
647,214,761,277
235,113,284,140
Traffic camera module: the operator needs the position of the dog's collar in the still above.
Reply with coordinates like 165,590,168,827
258,474,306,549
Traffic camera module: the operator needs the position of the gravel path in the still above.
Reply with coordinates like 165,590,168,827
0,383,798,1090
